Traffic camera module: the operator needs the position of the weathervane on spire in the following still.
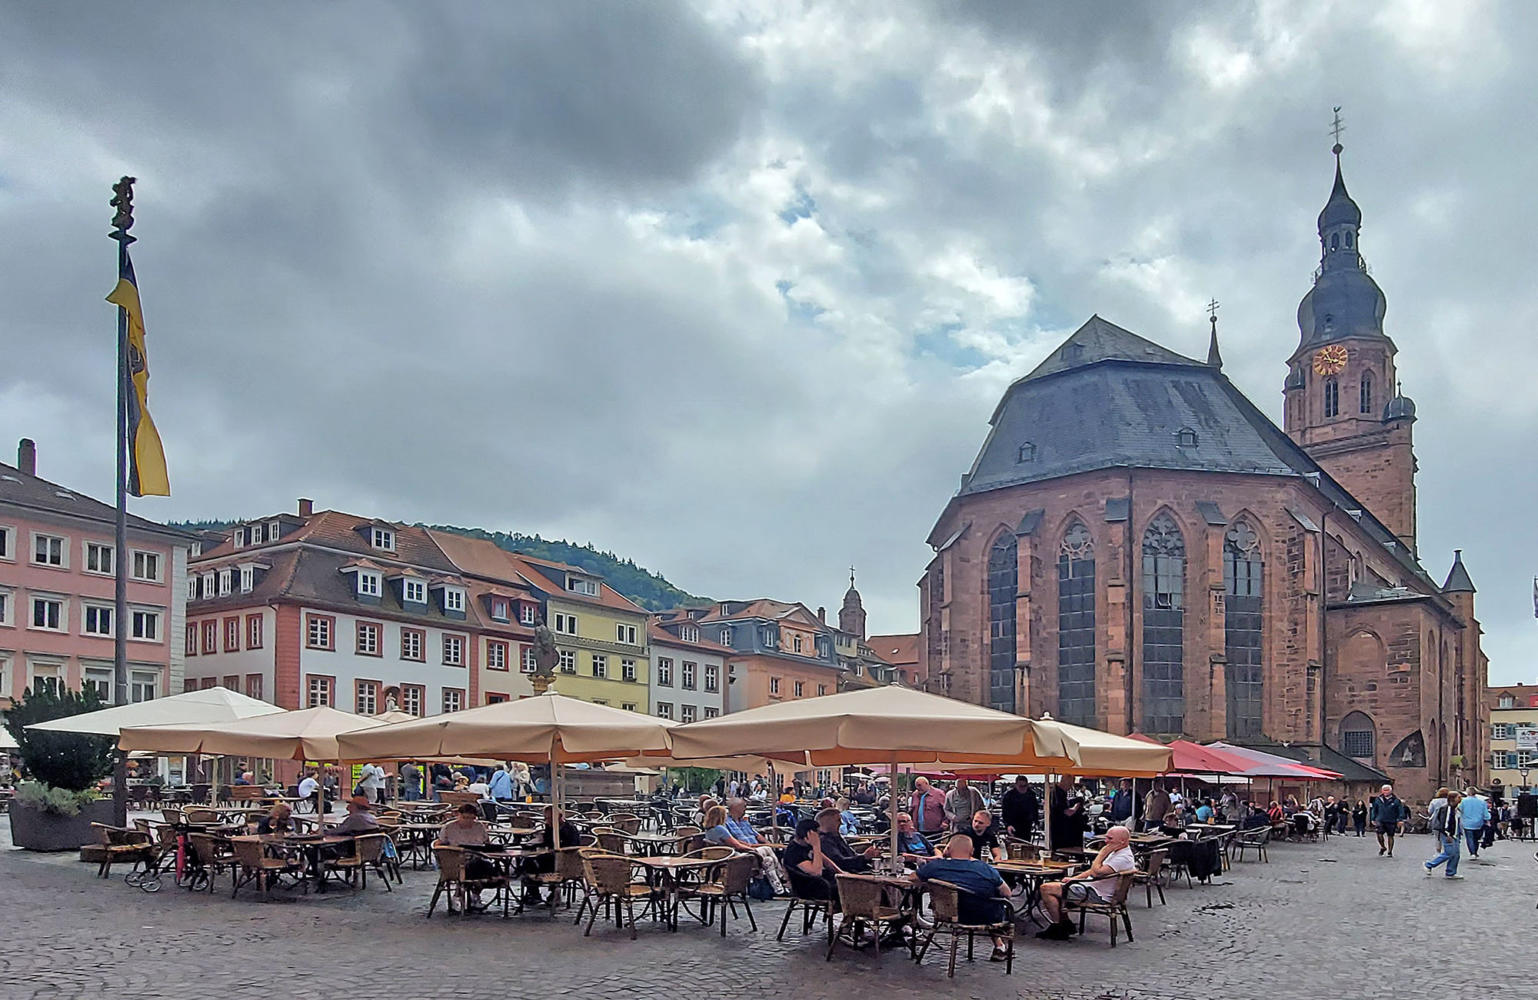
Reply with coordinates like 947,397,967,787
1330,106,1345,157
1205,298,1223,369
849,565,856,589
1206,297,1220,330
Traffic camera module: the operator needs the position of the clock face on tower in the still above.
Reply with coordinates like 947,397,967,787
1312,344,1349,376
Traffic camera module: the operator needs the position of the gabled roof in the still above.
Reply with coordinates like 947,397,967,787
198,509,457,571
698,599,825,628
647,620,735,656
867,633,918,666
508,553,645,615
0,461,195,544
1012,316,1198,389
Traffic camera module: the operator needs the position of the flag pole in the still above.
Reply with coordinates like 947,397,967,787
108,177,136,828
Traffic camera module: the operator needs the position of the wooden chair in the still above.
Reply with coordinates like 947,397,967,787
327,833,393,891
1134,849,1167,907
89,823,154,880
427,846,509,918
826,874,909,965
580,852,660,939
229,836,303,898
1231,827,1270,863
914,879,1014,977
1065,873,1136,947
683,853,757,936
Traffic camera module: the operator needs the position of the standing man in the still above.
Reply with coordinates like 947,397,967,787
1108,779,1134,825
944,777,986,832
910,777,947,841
1370,784,1404,858
1050,776,1084,851
399,761,422,802
356,762,386,806
1460,788,1491,861
1001,776,1039,841
1143,782,1171,833
487,762,515,804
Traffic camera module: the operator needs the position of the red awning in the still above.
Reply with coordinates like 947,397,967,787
1129,735,1257,776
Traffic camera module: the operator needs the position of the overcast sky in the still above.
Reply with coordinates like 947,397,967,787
3,2,1535,681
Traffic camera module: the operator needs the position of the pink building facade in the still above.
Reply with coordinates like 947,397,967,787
1,440,194,709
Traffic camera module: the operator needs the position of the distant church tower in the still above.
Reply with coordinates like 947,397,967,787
839,567,867,639
1283,137,1419,552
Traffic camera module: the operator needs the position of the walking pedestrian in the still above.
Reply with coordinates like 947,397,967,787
1351,799,1368,836
1370,784,1404,857
1460,789,1491,861
1424,790,1464,879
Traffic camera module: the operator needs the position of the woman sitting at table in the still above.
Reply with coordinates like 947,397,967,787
257,802,298,835
436,804,497,881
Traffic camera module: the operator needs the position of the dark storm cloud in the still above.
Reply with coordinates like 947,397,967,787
1,1,1535,680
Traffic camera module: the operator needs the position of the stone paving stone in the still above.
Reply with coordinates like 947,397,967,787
2,832,1534,999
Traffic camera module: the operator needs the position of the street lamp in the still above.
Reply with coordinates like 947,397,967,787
1520,766,1530,792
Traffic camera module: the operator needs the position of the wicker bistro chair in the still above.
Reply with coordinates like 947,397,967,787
1231,827,1270,863
591,827,631,856
1134,849,1168,907
184,833,236,892
826,874,910,965
89,823,155,881
684,853,759,937
515,845,585,915
580,852,663,939
609,814,643,835
230,837,304,898
914,879,1014,977
1064,872,1137,947
428,846,511,919
327,833,393,891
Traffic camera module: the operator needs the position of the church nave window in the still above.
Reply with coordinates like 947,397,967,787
1056,520,1096,727
986,533,1018,713
1140,513,1185,735
1223,520,1264,741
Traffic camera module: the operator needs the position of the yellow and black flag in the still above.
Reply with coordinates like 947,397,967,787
105,250,170,497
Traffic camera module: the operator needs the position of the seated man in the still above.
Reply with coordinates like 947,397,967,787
954,808,1003,863
915,835,1013,961
1035,826,1136,941
781,818,837,900
895,812,942,859
524,805,582,902
705,797,790,894
436,803,497,881
813,807,877,874
296,769,320,813
328,794,380,836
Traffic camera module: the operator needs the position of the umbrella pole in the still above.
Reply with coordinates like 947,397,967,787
1043,772,1053,855
769,763,778,838
889,751,900,873
551,755,562,851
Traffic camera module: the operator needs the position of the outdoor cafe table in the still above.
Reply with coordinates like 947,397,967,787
255,833,354,892
628,856,725,931
394,823,445,870
464,844,553,916
995,859,1080,927
625,831,689,855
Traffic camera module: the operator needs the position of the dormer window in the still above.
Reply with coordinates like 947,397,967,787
762,627,777,649
719,626,733,645
357,571,381,598
565,576,599,597
491,599,509,623
218,569,232,596
1017,442,1036,463
443,587,465,614
680,625,699,643
519,603,537,626
1175,427,1198,448
268,520,281,541
403,579,426,605
239,566,254,593
371,528,395,552
201,572,215,599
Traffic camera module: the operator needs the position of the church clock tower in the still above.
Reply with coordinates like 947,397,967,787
1284,140,1419,552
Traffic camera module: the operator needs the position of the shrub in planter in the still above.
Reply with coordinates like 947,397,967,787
4,687,118,850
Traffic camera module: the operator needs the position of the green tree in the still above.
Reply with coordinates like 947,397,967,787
2,687,116,791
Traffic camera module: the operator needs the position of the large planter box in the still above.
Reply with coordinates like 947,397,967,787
8,799,116,852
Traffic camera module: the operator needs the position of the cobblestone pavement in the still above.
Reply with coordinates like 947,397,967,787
2,828,1533,1000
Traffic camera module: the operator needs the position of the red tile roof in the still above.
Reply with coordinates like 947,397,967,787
647,620,735,656
867,633,919,666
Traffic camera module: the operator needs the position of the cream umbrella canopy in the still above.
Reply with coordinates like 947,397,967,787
668,684,1063,866
336,692,675,848
28,686,284,736
119,706,387,760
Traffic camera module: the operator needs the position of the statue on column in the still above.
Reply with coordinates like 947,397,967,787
530,617,560,695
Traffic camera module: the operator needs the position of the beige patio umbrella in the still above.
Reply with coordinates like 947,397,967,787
119,706,389,816
336,692,675,848
28,686,284,736
669,684,1063,866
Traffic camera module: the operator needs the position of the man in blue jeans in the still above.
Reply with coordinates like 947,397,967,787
1425,790,1464,879
1460,790,1491,860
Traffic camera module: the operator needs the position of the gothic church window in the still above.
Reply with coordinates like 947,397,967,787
1360,371,1373,414
1223,520,1264,740
1323,377,1340,417
986,534,1017,713
1056,520,1096,727
1140,513,1185,735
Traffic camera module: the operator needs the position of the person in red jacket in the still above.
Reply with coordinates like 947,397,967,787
909,776,947,841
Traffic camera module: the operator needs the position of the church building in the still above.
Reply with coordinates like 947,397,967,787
918,151,1488,801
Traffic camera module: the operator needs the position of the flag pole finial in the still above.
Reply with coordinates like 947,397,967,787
110,176,137,245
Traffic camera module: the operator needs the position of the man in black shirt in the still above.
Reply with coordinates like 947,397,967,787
782,818,836,899
954,808,1003,862
814,808,877,873
1000,776,1038,841
1050,776,1085,850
